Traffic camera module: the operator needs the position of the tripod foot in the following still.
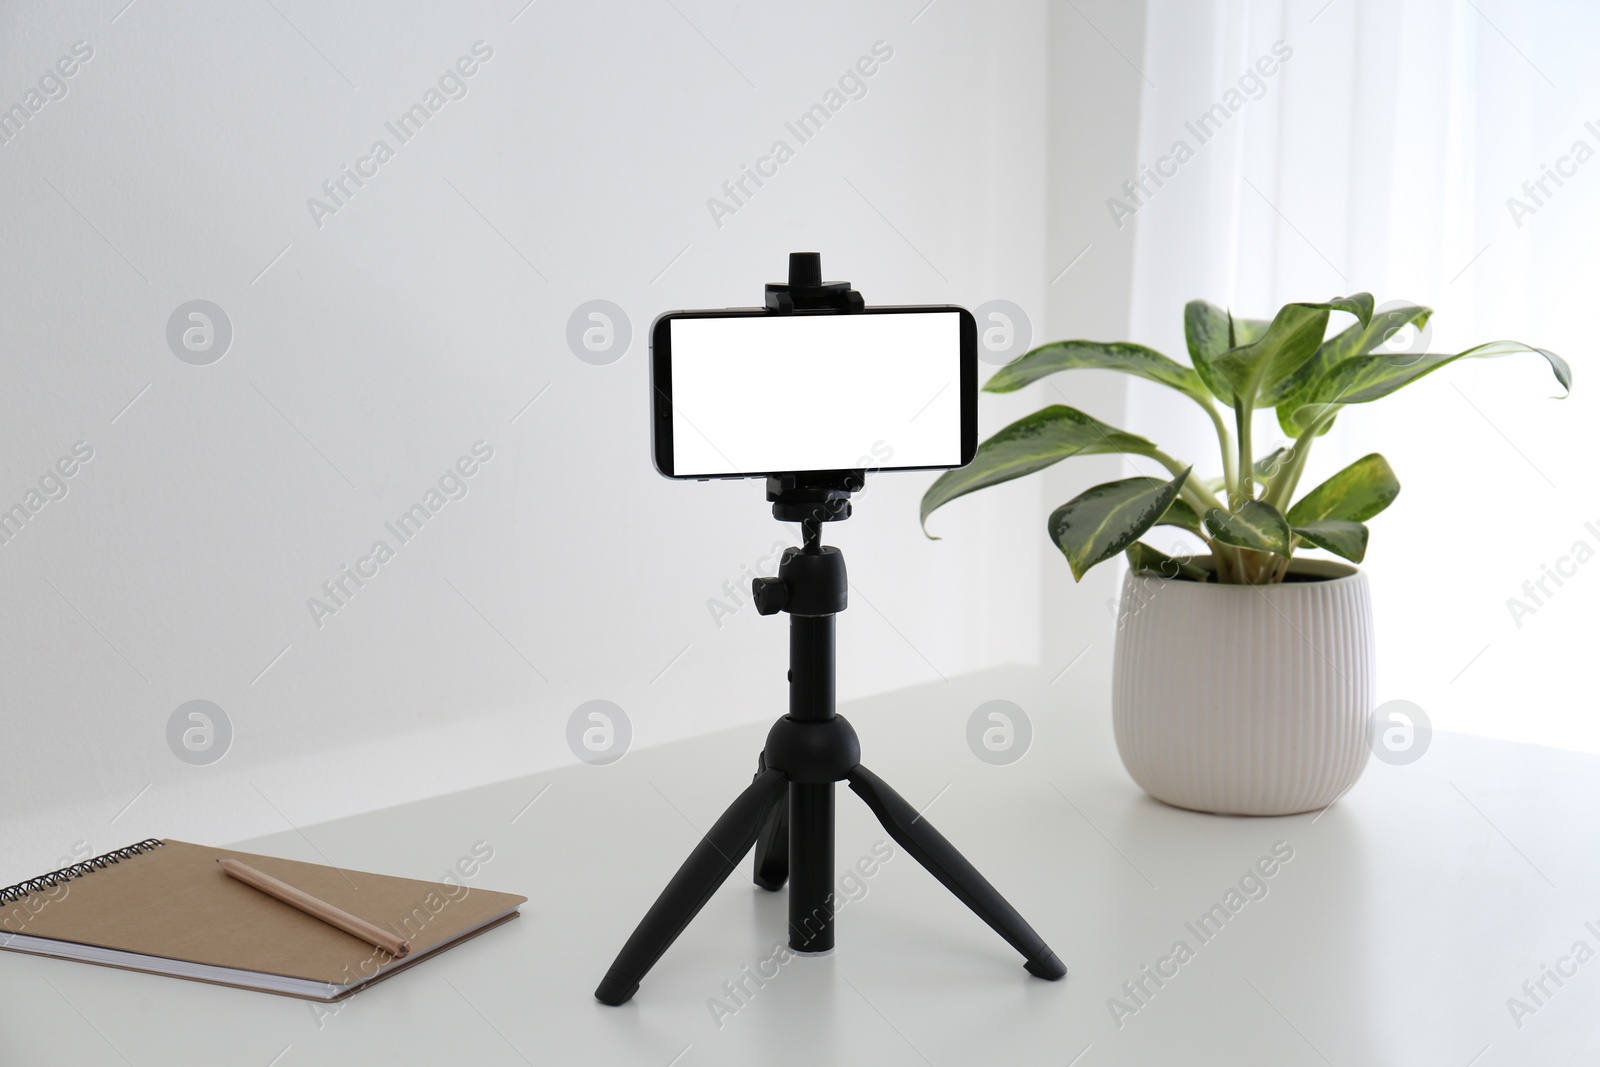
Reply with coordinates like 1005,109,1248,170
594,767,789,1005
594,970,639,1007
846,764,1066,982
1025,952,1067,980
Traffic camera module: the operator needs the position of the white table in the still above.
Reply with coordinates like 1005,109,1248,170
5,665,1598,1065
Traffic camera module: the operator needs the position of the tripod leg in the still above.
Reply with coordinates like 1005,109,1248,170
846,765,1066,980
595,768,789,1005
787,782,834,953
752,754,789,891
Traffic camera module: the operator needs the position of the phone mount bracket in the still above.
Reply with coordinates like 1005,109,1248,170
763,252,867,527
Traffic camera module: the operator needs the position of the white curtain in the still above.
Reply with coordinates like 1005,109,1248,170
1124,0,1599,752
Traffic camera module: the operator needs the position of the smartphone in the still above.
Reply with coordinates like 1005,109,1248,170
651,306,977,479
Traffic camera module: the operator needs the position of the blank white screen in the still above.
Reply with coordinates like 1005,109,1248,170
668,312,962,476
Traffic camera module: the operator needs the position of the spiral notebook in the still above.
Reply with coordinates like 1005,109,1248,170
0,839,526,1001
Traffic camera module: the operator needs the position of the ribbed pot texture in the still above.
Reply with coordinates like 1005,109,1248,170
1111,558,1374,816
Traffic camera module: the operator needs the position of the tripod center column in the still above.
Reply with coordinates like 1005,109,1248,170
789,616,835,722
789,612,837,953
785,563,840,954
773,535,847,954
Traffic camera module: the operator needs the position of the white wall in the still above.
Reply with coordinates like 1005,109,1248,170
0,1,1149,879
1037,0,1152,685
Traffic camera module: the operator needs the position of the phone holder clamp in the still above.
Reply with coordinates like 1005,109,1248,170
764,251,864,314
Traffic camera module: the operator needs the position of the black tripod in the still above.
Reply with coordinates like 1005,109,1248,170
593,256,1066,1006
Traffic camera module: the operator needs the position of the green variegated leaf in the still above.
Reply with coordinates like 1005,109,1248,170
920,405,1156,536
1253,446,1294,481
1282,410,1338,438
1204,500,1292,556
1156,495,1203,536
1048,470,1191,581
1275,304,1433,435
1287,453,1400,525
983,340,1211,406
1292,520,1369,563
1212,295,1374,406
1232,314,1273,346
1185,301,1233,404
1280,341,1571,433
1125,541,1209,581
1184,301,1273,404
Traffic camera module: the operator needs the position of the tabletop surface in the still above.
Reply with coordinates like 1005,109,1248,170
4,665,1598,1066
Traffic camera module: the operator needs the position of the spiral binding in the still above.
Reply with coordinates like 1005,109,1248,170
0,839,164,904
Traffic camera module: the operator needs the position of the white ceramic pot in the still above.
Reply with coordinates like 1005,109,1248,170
1111,557,1373,816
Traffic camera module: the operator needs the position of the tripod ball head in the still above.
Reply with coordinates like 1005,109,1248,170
750,546,847,618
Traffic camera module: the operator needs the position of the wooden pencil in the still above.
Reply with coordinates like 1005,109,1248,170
219,858,410,958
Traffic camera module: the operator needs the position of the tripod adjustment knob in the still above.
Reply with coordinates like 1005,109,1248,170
751,577,787,615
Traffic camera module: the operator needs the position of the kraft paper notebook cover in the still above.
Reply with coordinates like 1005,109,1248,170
0,839,526,1001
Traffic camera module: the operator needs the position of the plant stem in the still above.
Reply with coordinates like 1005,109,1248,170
1212,545,1234,583
1261,412,1333,512
1202,401,1239,502
1148,448,1224,515
1148,448,1245,581
1234,400,1254,501
1236,548,1266,584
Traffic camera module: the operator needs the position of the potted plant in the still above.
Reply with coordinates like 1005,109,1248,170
921,296,1569,815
